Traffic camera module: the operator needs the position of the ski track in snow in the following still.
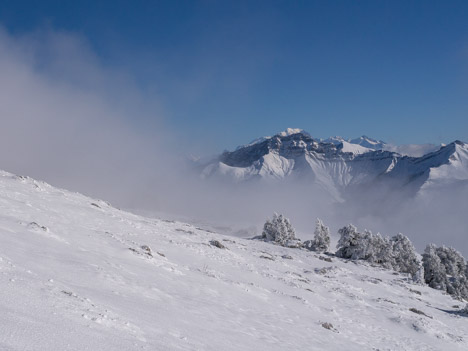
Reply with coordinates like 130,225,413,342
0,170,467,350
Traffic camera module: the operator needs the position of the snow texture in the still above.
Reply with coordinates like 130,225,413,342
0,170,467,350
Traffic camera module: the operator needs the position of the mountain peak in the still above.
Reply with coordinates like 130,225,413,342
276,128,309,137
349,135,386,150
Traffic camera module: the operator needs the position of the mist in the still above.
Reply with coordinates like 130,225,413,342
0,27,467,258
0,27,179,206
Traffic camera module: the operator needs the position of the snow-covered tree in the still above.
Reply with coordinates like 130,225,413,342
434,246,468,299
336,226,421,280
412,264,425,285
389,233,420,276
262,213,297,247
422,244,447,292
435,246,466,277
303,218,330,253
335,224,362,259
335,226,391,265
361,231,392,268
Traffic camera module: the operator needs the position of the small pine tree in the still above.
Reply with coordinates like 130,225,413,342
412,264,425,285
435,246,465,277
434,246,468,299
261,213,297,246
359,231,391,267
335,224,362,259
336,226,421,280
304,218,330,253
262,218,276,242
422,244,447,291
389,233,420,276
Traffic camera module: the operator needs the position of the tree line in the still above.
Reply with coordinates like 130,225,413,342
261,213,468,300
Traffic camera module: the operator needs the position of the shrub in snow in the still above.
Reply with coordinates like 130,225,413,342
262,213,298,247
423,245,468,299
303,218,330,253
209,240,226,249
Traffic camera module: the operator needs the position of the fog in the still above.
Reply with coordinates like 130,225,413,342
0,27,467,257
0,27,176,205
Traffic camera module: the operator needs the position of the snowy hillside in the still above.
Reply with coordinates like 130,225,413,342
1,170,467,350
200,129,468,201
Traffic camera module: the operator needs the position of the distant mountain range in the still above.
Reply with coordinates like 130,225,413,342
198,129,468,201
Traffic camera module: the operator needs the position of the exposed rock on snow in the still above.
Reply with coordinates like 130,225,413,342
209,240,226,249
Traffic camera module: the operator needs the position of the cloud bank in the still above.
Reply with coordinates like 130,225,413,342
0,27,179,207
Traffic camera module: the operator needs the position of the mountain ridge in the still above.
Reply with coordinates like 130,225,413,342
199,129,467,200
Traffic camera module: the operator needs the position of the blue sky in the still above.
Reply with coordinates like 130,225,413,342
1,0,468,150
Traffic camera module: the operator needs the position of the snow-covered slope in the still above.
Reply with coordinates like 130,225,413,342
200,130,468,200
349,135,387,150
1,170,467,350
323,135,386,150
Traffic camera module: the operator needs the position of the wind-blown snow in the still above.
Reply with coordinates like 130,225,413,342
0,170,467,350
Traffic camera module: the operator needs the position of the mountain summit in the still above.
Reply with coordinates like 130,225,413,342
200,129,468,200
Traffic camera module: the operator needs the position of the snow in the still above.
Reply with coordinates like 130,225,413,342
1,170,467,350
236,128,309,150
277,128,307,137
323,135,386,150
349,135,386,150
339,141,372,155
423,142,468,188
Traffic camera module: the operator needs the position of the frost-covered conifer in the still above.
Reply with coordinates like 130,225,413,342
434,246,468,299
335,224,362,259
435,246,465,277
304,218,330,253
336,225,390,263
422,244,447,291
336,226,421,279
412,264,425,285
262,213,297,246
361,231,392,267
389,233,420,276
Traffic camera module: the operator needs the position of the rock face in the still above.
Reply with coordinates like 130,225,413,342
199,129,468,200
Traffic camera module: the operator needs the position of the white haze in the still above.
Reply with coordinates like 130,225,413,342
0,27,466,257
0,27,179,206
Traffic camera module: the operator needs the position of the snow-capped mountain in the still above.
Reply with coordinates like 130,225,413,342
200,129,468,200
323,135,386,150
1,170,467,350
349,135,387,150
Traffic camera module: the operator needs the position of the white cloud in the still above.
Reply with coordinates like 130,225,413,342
0,27,171,205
